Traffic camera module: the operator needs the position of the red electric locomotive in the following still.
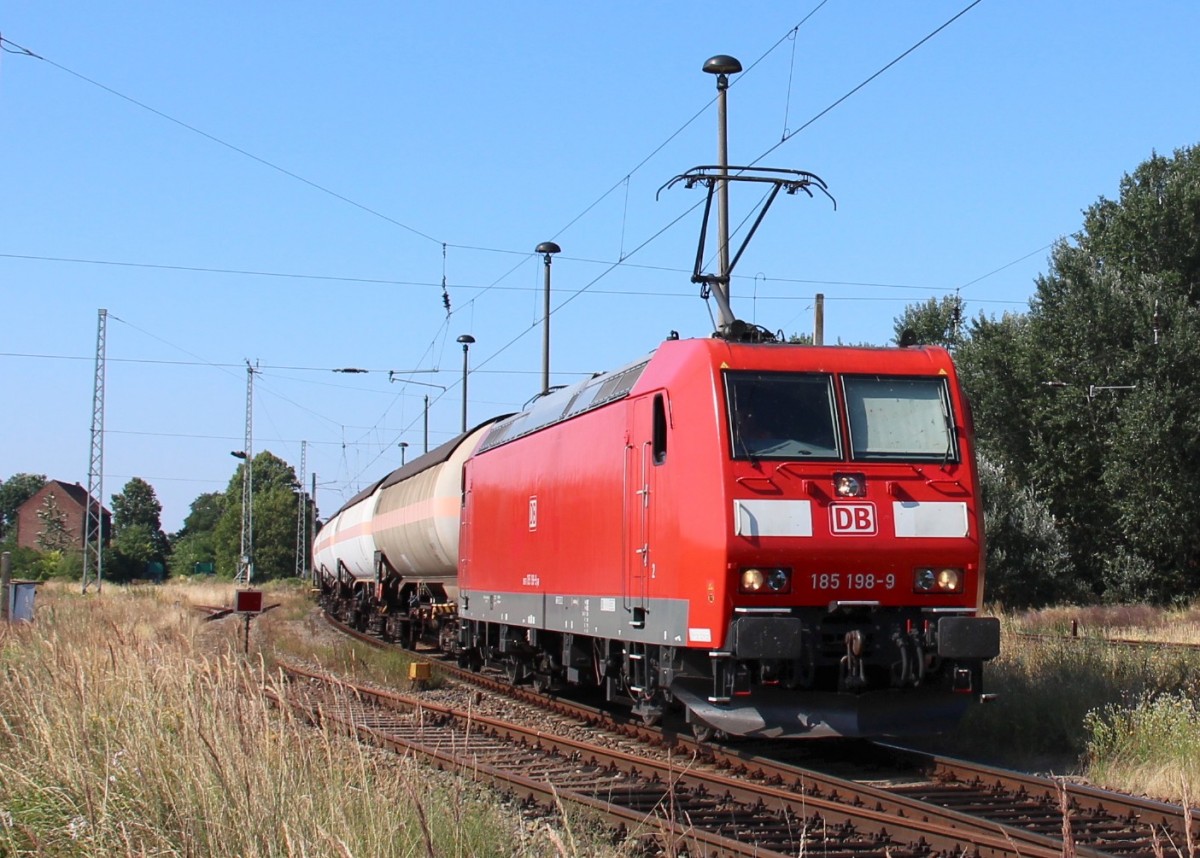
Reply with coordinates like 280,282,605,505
455,337,998,738
313,53,998,739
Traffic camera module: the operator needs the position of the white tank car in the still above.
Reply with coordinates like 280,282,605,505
312,422,499,589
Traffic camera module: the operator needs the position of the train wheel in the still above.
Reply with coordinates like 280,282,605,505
690,717,717,743
458,650,483,672
531,654,559,694
398,623,414,650
503,656,526,686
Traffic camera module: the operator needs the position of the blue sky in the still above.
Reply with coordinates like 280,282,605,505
3,2,1197,532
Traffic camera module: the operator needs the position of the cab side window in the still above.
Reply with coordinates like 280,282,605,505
653,394,667,465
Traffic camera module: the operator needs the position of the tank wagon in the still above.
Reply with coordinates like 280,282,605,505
315,337,999,738
313,422,496,649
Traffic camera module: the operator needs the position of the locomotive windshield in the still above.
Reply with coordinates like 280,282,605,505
843,375,957,462
726,371,839,460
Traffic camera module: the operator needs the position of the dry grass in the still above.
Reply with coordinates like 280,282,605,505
935,608,1200,806
0,580,622,857
14,579,1194,851
1013,604,1200,645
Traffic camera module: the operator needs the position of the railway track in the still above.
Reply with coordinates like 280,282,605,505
277,659,1081,858
317,609,1199,857
1013,630,1200,652
752,741,1197,858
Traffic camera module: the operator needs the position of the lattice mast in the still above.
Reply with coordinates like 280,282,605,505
237,364,256,583
294,440,307,580
82,309,107,594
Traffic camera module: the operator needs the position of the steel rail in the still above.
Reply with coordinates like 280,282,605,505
319,608,1196,857
278,661,1072,858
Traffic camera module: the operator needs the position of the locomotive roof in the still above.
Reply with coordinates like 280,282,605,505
478,355,652,453
318,338,958,522
476,337,956,454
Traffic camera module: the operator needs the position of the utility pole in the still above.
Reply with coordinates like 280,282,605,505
82,309,107,594
2,552,11,621
536,241,561,395
233,364,256,584
702,54,742,333
294,440,307,580
814,293,825,346
457,335,475,433
309,472,318,584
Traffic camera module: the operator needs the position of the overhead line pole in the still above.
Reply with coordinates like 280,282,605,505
294,440,307,580
703,55,743,332
536,242,561,395
234,364,256,584
82,308,107,594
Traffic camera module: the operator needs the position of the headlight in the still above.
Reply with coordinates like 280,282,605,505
740,568,765,592
913,567,963,594
739,567,792,594
936,568,960,591
766,568,792,593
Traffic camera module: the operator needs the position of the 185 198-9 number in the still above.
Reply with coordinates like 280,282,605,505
810,573,896,590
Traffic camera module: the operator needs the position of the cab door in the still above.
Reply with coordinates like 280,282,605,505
623,393,667,629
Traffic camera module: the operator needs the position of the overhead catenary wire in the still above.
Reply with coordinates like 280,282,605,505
0,35,442,247
956,244,1052,292
4,4,1009,513
0,351,630,373
482,0,990,349
2,32,476,465
749,0,985,168
3,0,981,363
1,250,1014,296
0,2,830,305
106,429,438,446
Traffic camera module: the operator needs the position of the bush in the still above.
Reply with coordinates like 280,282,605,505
978,457,1083,608
1084,692,1200,800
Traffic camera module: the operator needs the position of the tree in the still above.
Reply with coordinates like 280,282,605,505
169,531,218,578
34,492,73,552
946,143,1200,603
954,311,1041,470
213,451,303,580
893,295,965,350
168,492,225,577
0,473,46,541
109,477,170,580
175,492,224,539
112,477,164,532
111,524,159,575
977,457,1082,609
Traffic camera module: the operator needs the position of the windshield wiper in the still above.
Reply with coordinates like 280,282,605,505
941,412,955,468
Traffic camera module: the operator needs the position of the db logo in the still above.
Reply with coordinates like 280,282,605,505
830,503,877,535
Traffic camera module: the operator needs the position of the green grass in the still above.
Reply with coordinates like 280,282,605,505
1085,693,1200,801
